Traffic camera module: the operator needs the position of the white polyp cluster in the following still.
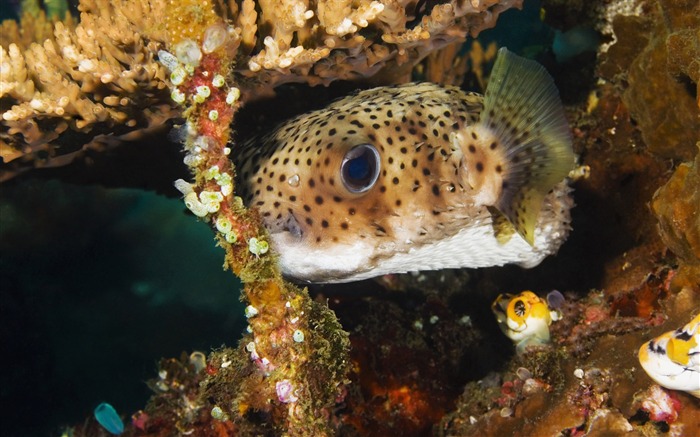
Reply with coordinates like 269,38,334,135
78,59,96,72
292,329,305,343
174,178,194,196
181,189,224,218
218,174,233,196
199,191,224,212
224,231,237,243
246,341,259,360
215,216,237,243
248,237,269,257
184,192,209,217
226,88,241,105
170,88,186,104
202,24,228,54
335,18,355,36
203,165,220,180
208,110,219,121
203,165,234,197
210,406,228,421
193,85,211,103
182,135,212,167
248,59,261,72
154,369,169,392
183,153,203,167
169,66,187,86
189,351,207,373
290,3,314,27
215,216,232,234
276,380,299,403
173,39,202,67
191,135,211,152
212,74,225,87
158,49,194,104
245,305,259,318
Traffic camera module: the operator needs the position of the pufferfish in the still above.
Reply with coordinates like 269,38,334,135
234,48,575,283
491,290,562,351
638,314,700,398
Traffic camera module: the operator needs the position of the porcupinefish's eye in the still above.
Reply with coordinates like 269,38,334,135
514,300,527,317
341,144,380,194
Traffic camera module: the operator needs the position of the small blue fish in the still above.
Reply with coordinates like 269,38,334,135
94,402,124,435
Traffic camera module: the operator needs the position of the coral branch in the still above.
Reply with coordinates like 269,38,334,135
160,9,351,432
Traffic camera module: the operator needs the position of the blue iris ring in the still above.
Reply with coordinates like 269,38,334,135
341,144,380,194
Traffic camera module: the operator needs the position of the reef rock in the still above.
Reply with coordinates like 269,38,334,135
607,0,699,161
653,147,700,289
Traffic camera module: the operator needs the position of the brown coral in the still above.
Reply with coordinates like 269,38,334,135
599,0,700,161
652,147,700,291
1,0,522,180
0,0,175,181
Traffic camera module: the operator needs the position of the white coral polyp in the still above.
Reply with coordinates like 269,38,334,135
290,3,314,27
334,18,356,36
202,24,228,54
174,39,202,67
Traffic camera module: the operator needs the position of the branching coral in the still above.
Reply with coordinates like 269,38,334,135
1,0,522,180
0,0,175,180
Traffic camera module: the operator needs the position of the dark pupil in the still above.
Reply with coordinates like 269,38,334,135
342,145,378,193
514,300,526,317
346,154,371,182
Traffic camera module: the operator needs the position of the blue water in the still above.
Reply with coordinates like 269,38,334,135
0,179,245,436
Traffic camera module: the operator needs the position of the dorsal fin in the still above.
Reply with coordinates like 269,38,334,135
476,48,575,245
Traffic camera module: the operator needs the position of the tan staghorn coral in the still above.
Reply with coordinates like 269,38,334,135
238,0,522,91
0,0,174,180
1,0,521,180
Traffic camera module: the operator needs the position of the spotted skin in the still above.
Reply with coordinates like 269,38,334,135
234,49,575,283
237,84,482,244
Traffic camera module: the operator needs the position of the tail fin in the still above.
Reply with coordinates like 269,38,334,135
474,48,575,245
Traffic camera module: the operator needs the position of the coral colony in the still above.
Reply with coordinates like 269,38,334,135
2,0,699,435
